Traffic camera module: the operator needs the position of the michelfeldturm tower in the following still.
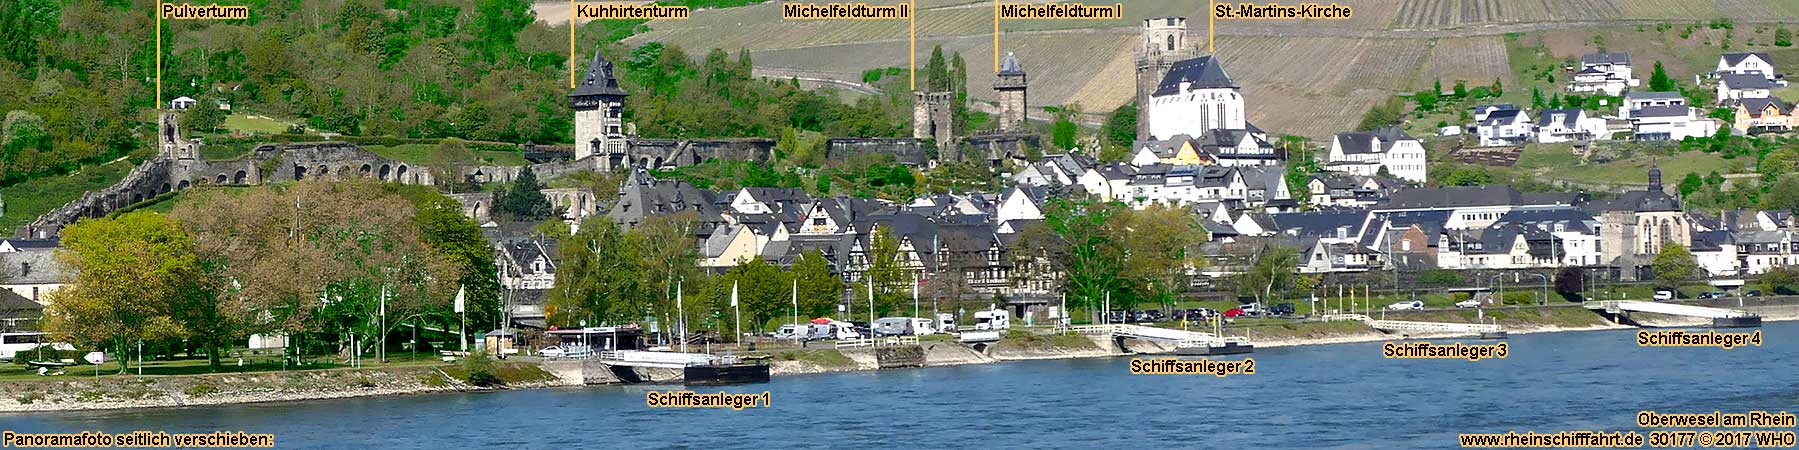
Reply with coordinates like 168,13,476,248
570,47,629,166
993,52,1028,133
1135,16,1193,140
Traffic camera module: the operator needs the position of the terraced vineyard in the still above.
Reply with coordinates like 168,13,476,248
1418,36,1512,88
578,0,1799,139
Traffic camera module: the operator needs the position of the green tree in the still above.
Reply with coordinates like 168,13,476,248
1762,175,1799,211
1531,87,1545,110
1649,61,1677,92
497,167,555,221
1102,102,1138,150
632,211,702,331
1240,245,1299,304
43,212,199,374
793,249,844,319
1442,167,1494,186
925,45,949,92
183,98,227,134
720,258,791,335
1036,198,1126,320
1120,206,1208,310
1051,106,1080,150
1679,172,1704,197
549,218,643,325
858,225,910,317
1358,96,1406,130
1651,243,1699,290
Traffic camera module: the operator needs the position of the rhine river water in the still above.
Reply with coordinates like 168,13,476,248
7,322,1798,449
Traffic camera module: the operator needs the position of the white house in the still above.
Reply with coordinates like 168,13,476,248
170,96,197,110
1717,73,1775,104
1568,52,1638,96
1618,92,1686,118
1631,105,1718,141
1325,127,1427,183
1077,163,1135,202
1472,104,1519,122
1533,108,1609,144
1716,52,1777,79
1144,55,1248,140
1475,109,1532,146
996,186,1046,225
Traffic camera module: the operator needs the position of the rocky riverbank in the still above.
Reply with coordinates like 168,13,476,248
0,363,565,413
7,302,1795,413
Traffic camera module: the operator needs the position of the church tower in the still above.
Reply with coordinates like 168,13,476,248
570,47,629,167
994,52,1028,133
1136,17,1192,140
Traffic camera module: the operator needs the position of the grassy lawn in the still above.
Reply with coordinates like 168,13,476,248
1543,152,1733,186
0,158,137,233
0,350,453,382
1513,143,1579,170
363,144,529,166
222,114,293,135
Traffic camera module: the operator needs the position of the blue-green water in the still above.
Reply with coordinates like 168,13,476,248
7,323,1798,449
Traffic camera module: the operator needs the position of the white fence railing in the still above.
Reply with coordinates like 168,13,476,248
834,336,920,350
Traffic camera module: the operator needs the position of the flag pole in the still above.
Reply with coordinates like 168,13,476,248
732,281,742,348
791,279,799,344
677,279,687,353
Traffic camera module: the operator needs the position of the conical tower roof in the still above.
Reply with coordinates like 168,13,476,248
999,52,1024,75
571,48,628,98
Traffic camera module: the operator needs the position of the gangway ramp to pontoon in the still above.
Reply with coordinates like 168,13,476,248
1583,300,1761,327
1063,324,1250,347
1320,313,1502,334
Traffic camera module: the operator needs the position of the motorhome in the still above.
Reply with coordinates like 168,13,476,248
807,322,859,341
874,317,937,336
935,313,957,332
974,310,1011,331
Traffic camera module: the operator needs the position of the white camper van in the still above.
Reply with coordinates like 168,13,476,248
974,310,1011,331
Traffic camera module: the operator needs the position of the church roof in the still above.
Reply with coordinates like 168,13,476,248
1152,55,1236,96
571,48,628,98
998,52,1024,75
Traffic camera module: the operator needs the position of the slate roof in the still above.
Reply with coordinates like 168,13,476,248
1633,105,1691,118
1479,109,1525,126
1334,127,1415,155
0,250,68,285
1720,52,1772,68
0,289,41,318
571,48,628,98
1582,52,1631,66
1152,55,1237,96
1535,109,1585,128
1384,185,1524,209
1738,97,1791,117
1625,91,1684,101
1720,73,1777,90
1493,208,1598,233
1270,210,1369,239
998,52,1024,75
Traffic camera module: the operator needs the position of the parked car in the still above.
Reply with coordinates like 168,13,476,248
1223,307,1245,317
1239,303,1263,316
1697,291,1727,300
1270,303,1295,316
1746,290,1763,298
1386,300,1424,311
1652,289,1675,301
1454,298,1483,309
1776,286,1799,296
538,346,565,358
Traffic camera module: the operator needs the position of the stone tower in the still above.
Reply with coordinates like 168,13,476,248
159,112,199,160
914,91,956,145
994,52,1028,133
1136,16,1192,140
570,47,629,168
